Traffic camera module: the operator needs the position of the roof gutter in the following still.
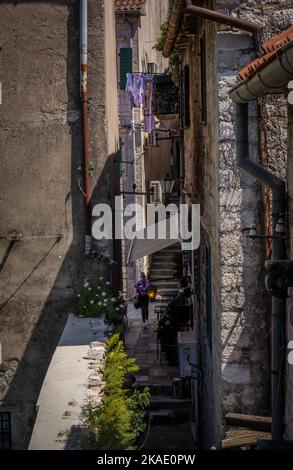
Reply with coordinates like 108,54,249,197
163,0,261,58
230,41,293,103
163,0,184,58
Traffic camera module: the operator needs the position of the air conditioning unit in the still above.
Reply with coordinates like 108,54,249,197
145,131,158,147
147,62,159,74
178,332,198,378
150,181,163,204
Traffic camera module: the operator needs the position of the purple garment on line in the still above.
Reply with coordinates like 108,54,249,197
126,73,136,107
125,73,155,132
126,73,147,108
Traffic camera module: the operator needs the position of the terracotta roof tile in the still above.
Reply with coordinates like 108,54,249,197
238,26,293,81
115,0,146,12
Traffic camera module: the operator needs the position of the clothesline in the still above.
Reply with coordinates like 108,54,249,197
131,72,166,75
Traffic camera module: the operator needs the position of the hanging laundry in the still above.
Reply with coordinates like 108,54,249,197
126,73,147,108
125,72,155,132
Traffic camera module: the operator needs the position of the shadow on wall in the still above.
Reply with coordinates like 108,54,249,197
0,0,120,449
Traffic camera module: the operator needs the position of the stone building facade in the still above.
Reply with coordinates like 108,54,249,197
0,0,119,449
218,0,292,418
163,0,293,447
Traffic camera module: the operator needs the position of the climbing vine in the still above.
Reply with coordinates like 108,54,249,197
153,20,180,86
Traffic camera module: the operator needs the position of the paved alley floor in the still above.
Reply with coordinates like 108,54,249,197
125,302,179,388
125,301,196,451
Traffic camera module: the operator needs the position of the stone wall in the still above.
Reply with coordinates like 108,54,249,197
287,104,293,440
217,0,292,416
0,0,118,449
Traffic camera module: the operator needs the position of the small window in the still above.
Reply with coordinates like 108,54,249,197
200,33,207,124
0,412,11,450
205,242,212,348
183,65,190,128
120,48,133,90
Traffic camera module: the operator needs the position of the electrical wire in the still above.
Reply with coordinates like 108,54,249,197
0,235,62,312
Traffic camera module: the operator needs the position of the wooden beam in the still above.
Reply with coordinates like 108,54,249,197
225,413,272,432
222,431,272,450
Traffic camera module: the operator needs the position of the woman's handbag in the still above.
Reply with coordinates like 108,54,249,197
134,295,140,309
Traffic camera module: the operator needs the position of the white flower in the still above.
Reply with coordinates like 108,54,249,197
77,294,81,298
111,298,116,303
84,282,89,288
88,287,92,291
97,286,101,290
106,282,110,286
90,300,94,305
98,302,102,306
102,292,106,297
84,306,87,309
99,277,103,280
96,294,99,297
116,307,120,311
119,304,124,308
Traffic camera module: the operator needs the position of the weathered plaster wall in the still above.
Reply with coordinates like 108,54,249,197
0,0,118,449
217,0,292,417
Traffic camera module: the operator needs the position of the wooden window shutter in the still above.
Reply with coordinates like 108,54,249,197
120,48,133,90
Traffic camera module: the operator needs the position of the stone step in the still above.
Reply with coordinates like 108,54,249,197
151,267,178,273
152,262,178,268
157,288,178,294
138,383,173,396
152,280,179,287
152,254,178,259
150,396,191,411
149,409,176,425
150,275,179,281
156,296,174,302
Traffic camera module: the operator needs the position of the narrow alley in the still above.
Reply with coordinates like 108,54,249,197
1,0,293,458
126,302,196,450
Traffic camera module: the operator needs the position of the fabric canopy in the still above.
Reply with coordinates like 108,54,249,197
127,217,179,264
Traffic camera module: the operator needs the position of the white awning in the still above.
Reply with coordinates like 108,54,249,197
127,217,179,264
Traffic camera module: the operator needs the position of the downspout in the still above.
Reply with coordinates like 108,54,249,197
80,0,92,254
163,0,261,58
185,0,261,34
236,103,286,441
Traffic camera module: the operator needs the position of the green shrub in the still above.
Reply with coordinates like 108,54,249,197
84,335,150,450
153,20,179,86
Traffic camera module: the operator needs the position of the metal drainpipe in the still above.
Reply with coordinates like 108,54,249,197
185,0,261,34
236,102,286,441
80,0,92,254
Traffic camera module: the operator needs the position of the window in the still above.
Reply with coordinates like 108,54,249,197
120,48,132,90
0,412,11,450
183,65,190,128
205,242,212,348
200,33,207,124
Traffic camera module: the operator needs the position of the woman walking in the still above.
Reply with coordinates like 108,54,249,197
135,272,150,326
